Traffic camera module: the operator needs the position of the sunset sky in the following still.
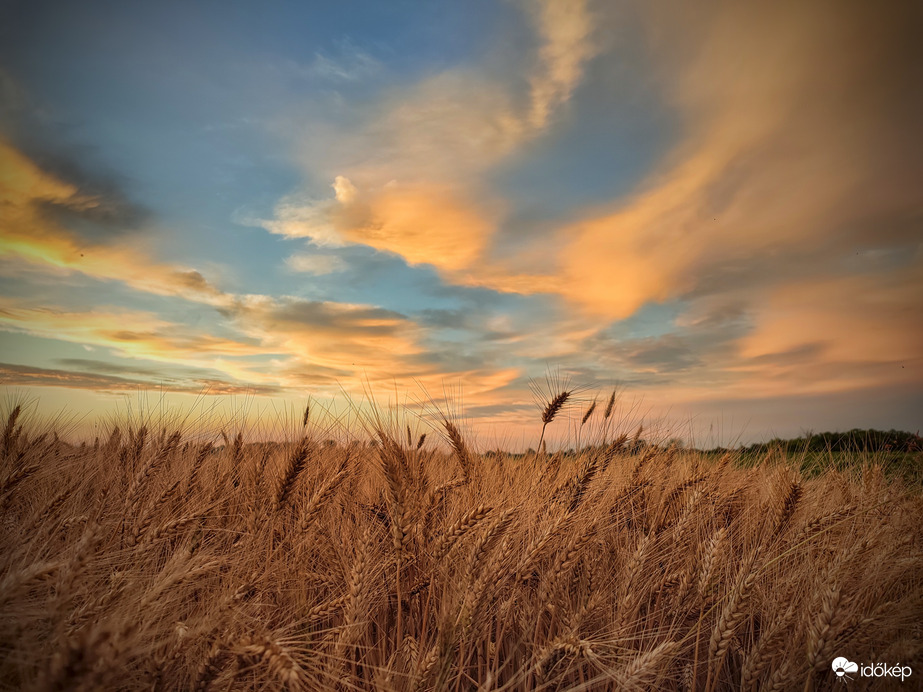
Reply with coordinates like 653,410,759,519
1,0,921,447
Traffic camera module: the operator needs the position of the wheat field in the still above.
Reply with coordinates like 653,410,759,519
1,398,921,691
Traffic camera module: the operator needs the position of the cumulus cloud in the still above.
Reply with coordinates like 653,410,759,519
332,175,358,204
335,184,492,272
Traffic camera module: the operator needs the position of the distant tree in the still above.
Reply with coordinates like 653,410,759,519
741,429,922,454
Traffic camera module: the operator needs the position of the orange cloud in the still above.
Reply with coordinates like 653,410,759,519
267,0,597,284
268,177,564,292
334,183,491,272
732,265,923,395
230,295,423,374
556,0,922,318
227,295,520,403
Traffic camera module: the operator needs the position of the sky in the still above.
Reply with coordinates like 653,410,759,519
1,0,921,448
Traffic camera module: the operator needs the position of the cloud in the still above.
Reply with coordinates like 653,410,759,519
0,141,522,403
285,253,346,275
306,40,381,83
0,361,282,396
216,294,525,407
555,0,923,318
266,177,565,292
0,140,229,305
225,295,425,380
265,0,921,339
0,78,151,242
570,257,923,404
0,299,265,363
606,334,702,373
263,0,597,286
526,0,597,129
332,182,492,272
0,294,521,403
332,175,357,204
733,264,923,395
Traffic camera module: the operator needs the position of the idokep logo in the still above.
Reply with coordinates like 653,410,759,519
832,657,858,682
832,656,913,684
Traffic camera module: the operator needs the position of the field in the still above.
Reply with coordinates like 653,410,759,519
1,401,921,691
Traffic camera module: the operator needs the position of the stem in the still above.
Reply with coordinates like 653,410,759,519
396,556,403,650
538,423,548,454
693,606,702,692
802,674,814,692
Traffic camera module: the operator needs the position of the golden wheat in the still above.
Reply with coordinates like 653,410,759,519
0,400,919,690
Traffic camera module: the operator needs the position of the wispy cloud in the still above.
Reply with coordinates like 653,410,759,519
0,299,265,362
285,252,346,275
525,0,597,129
306,40,381,82
0,361,282,395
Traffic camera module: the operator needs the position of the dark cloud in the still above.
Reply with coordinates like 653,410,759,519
25,144,151,239
745,343,827,367
170,270,222,295
0,361,283,396
57,358,166,378
266,299,408,336
682,382,923,444
0,69,150,241
613,334,701,372
278,362,356,387
415,309,469,329
57,357,232,382
576,300,751,385
105,331,150,343
466,402,533,419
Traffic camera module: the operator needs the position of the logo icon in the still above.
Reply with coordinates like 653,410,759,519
832,657,859,682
